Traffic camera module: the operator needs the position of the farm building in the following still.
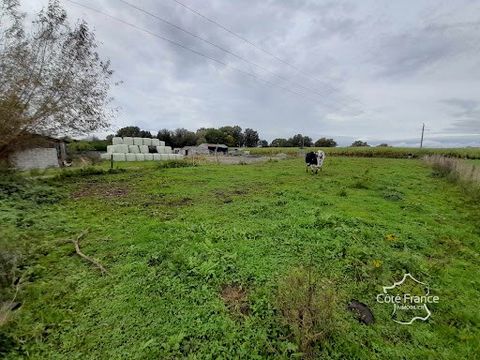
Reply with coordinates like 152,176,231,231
8,134,68,170
180,143,228,156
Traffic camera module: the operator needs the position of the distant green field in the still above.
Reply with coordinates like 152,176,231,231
1,158,479,359
248,146,480,159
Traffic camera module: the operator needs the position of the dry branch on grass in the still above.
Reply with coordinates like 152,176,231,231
71,231,108,275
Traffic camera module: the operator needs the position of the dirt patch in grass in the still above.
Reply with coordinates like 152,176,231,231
71,183,130,199
213,188,249,203
220,284,249,316
165,197,193,207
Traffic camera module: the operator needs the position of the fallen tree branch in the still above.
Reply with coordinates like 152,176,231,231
71,230,108,275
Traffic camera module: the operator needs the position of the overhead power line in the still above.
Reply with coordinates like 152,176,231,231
117,0,349,105
65,0,343,109
169,0,359,104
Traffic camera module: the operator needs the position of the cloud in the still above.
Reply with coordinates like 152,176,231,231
19,0,480,147
441,98,480,133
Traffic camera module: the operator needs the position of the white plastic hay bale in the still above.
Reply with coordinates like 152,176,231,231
135,153,145,161
159,141,165,146
118,144,129,153
125,153,136,161
128,145,140,154
172,154,184,159
151,138,160,146
156,146,167,154
144,154,153,161
139,145,149,154
100,153,111,160
112,137,123,145
123,137,133,145
133,137,143,145
113,153,126,161
165,147,173,154
159,154,170,161
109,144,128,153
142,138,152,146
153,154,161,161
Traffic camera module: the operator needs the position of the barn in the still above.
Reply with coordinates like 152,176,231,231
8,134,68,170
180,143,228,156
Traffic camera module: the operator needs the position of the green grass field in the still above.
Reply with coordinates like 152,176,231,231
1,157,479,359
248,146,480,159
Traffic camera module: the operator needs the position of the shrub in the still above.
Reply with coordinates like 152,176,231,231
55,167,125,179
68,139,109,152
0,170,62,204
157,160,195,169
276,267,337,358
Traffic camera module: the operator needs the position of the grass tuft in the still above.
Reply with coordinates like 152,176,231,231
424,155,480,198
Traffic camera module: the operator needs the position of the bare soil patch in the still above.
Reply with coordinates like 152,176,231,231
71,183,130,199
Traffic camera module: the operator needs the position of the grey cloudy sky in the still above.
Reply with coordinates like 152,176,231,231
23,0,480,146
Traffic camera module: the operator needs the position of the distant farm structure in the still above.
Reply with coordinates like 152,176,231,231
8,134,69,170
179,143,228,156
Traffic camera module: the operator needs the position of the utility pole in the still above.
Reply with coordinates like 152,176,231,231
420,123,425,148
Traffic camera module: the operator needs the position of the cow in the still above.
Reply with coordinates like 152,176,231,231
305,151,325,174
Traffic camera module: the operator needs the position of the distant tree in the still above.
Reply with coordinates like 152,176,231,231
105,134,114,142
288,134,312,147
259,139,269,147
157,129,173,146
171,128,197,148
116,126,141,137
351,140,369,147
270,138,289,147
377,143,389,147
303,136,313,147
219,125,243,147
244,128,259,147
314,137,337,147
204,128,228,144
139,130,153,138
0,0,115,159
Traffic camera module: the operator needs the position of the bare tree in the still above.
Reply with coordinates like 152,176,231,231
0,0,116,158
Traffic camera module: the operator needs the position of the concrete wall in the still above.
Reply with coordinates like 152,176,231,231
10,147,60,170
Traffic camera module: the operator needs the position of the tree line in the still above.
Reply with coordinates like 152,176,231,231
111,126,343,148
111,126,261,148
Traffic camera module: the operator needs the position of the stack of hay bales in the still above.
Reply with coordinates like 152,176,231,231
100,137,184,161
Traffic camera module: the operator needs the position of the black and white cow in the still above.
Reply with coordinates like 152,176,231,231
305,151,326,174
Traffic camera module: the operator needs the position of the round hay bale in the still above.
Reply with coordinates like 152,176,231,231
123,137,134,145
128,145,140,154
113,153,126,161
156,146,167,154
125,153,137,161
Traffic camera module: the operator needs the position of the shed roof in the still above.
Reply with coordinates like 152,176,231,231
198,143,228,148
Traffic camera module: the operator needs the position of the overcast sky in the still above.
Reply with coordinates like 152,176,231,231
22,0,480,147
